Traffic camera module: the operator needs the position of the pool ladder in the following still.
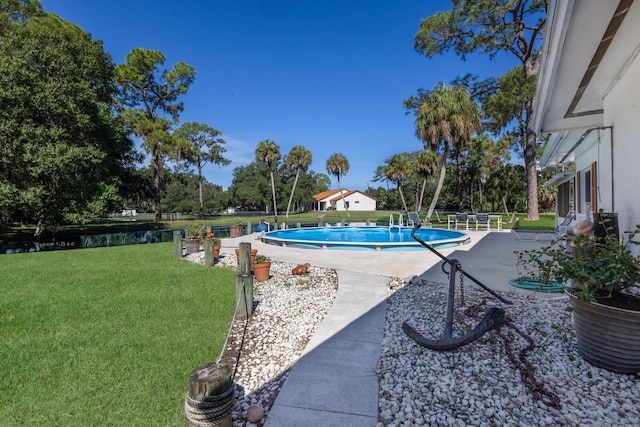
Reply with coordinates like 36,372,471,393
389,214,403,232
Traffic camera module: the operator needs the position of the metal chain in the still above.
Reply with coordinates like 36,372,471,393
456,260,465,306
461,298,562,410
500,316,562,409
440,259,559,408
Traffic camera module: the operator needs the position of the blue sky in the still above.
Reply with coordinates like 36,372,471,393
42,0,518,191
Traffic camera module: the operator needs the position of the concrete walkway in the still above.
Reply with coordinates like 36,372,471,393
219,230,556,426
265,271,387,426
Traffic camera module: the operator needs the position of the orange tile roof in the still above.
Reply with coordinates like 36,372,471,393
312,189,343,201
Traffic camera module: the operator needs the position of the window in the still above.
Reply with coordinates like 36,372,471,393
557,180,574,218
584,169,592,206
578,162,597,214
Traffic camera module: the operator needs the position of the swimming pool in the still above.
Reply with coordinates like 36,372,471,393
260,226,470,251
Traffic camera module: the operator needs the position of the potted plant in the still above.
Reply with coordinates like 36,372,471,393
252,255,272,282
515,218,640,373
212,237,222,261
185,224,204,254
229,219,243,238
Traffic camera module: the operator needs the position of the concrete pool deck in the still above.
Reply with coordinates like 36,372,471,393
218,229,559,426
220,228,556,288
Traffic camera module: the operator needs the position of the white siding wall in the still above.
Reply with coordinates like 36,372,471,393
349,193,376,211
604,51,640,237
334,192,376,211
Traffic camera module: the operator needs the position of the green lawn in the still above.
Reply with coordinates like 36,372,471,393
0,243,237,426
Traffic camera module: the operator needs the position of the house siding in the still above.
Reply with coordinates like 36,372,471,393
604,50,640,236
314,189,376,211
334,192,376,211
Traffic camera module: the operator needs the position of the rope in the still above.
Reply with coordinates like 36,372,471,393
184,385,235,426
189,272,253,426
508,276,565,293
215,292,243,364
233,277,252,382
215,273,252,383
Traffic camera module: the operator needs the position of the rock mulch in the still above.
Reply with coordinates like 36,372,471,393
184,251,338,426
185,252,640,427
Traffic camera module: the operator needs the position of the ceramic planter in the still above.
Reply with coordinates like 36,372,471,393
184,238,200,255
568,292,640,373
252,262,271,282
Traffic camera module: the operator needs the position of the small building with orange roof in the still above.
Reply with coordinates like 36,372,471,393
312,189,376,211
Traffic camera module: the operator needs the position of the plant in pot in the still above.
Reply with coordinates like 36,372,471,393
184,224,204,254
212,237,222,261
229,219,243,238
515,219,640,373
252,255,272,282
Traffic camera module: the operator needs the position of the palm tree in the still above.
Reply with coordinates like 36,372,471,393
325,153,350,217
411,149,439,212
384,153,412,213
284,145,312,218
175,122,230,219
410,83,481,218
255,140,281,222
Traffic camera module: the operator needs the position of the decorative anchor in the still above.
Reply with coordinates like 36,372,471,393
402,223,512,351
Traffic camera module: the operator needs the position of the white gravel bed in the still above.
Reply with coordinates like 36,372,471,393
184,251,338,426
184,251,640,426
379,277,640,427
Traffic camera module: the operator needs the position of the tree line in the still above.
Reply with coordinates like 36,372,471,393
1,0,552,235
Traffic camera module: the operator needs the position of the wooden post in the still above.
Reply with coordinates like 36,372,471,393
204,240,214,267
246,221,252,234
366,218,370,226
173,230,182,258
236,242,253,319
185,362,233,427
296,222,301,228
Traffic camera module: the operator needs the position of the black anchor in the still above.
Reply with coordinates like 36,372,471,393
402,222,511,350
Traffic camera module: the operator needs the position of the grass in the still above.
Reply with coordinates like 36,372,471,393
511,212,556,230
0,243,237,426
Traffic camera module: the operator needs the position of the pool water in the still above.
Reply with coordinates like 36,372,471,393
260,226,469,251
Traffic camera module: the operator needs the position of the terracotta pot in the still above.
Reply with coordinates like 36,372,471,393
235,248,257,265
229,225,243,238
252,262,271,282
568,292,640,373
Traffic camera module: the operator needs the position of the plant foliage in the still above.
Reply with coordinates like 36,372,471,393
516,222,640,303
